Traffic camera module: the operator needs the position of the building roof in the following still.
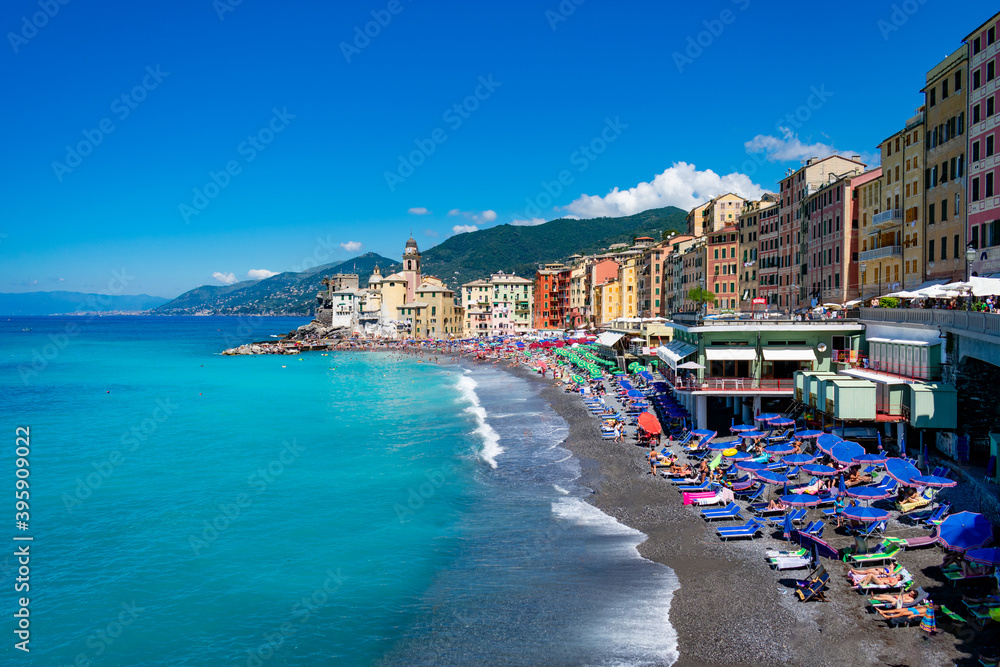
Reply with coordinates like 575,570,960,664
405,236,419,249
963,10,1000,42
462,279,491,287
399,301,429,309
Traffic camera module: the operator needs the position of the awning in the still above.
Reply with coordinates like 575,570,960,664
838,368,911,385
913,279,949,291
656,340,697,369
762,348,817,361
597,332,624,348
705,348,757,361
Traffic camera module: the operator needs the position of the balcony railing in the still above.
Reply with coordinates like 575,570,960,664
859,245,902,261
860,307,1000,338
873,209,903,227
670,377,795,392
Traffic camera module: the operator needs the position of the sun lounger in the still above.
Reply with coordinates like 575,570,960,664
677,480,713,492
768,508,806,526
850,565,912,592
701,502,741,521
766,547,807,559
943,568,994,586
795,564,827,588
749,502,786,517
883,605,936,629
682,490,718,505
848,545,901,566
796,572,830,602
769,553,812,569
867,586,928,610
717,519,763,540
937,605,966,625
800,520,824,538
901,528,939,549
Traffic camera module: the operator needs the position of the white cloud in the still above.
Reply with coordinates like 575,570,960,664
451,224,478,235
247,269,278,280
564,162,767,218
407,207,431,215
212,272,238,285
449,209,497,224
511,218,548,226
340,241,363,252
744,127,876,165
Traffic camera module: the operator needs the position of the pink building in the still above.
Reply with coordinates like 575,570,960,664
966,11,1000,275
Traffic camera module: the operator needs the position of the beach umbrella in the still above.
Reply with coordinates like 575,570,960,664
731,424,757,433
780,494,823,507
816,433,842,455
830,441,865,466
885,458,922,486
741,430,768,440
841,505,890,523
783,513,794,540
964,547,1000,566
756,413,781,423
937,512,994,552
911,474,957,489
801,464,837,477
626,390,644,398
770,417,795,428
637,412,662,436
570,374,585,384
854,453,888,466
690,429,715,438
764,443,795,456
708,440,739,451
794,430,823,439
838,474,847,497
737,460,767,473
755,470,788,485
782,453,816,466
847,485,894,502
726,450,752,461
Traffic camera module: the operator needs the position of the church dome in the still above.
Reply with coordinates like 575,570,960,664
405,236,419,252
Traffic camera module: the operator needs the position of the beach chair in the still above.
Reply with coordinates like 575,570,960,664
800,520,824,538
677,480,713,492
794,564,827,589
701,502,741,521
850,565,912,592
795,572,830,602
867,586,928,611
734,484,763,501
766,547,808,559
769,552,812,569
717,519,763,540
749,502,786,517
847,544,901,566
768,507,806,527
903,502,949,525
943,567,994,586
902,527,940,549
883,604,937,630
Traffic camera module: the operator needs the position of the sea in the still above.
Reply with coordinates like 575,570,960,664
1,316,679,666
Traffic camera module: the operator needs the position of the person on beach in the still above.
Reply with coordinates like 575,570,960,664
766,498,785,511
697,459,710,483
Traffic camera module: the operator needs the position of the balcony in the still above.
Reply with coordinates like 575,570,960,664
873,209,903,229
859,245,902,261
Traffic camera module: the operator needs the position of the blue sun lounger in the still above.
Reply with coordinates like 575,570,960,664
717,518,763,540
701,502,741,521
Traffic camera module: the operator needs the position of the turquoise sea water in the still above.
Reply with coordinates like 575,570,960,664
1,316,678,666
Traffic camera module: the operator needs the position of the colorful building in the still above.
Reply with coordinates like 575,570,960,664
857,167,896,299
965,12,1000,276
923,46,969,283
738,195,777,309
533,263,571,330
706,225,739,312
461,272,534,337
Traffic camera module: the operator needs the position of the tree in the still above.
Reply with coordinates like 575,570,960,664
687,286,716,314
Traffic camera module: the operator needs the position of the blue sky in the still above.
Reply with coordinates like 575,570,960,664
2,0,997,298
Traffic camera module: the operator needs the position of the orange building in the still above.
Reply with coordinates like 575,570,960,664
533,263,571,330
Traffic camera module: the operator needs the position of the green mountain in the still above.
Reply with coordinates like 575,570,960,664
155,253,400,315
154,207,687,315
0,291,169,316
420,206,687,287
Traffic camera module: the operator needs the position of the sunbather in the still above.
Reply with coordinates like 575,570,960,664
876,604,938,633
766,498,785,511
870,590,920,605
848,566,903,588
796,478,827,495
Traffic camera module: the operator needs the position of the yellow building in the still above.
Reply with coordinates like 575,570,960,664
858,168,896,298
594,279,621,326
617,255,639,319
397,279,462,339
686,193,746,237
877,111,927,290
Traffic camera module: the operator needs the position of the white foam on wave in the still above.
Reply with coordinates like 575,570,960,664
455,374,503,469
551,497,681,666
552,484,570,495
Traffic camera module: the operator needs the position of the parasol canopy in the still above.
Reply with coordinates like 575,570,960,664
755,470,788,485
964,547,1000,566
763,443,796,456
853,453,888,465
756,413,782,422
911,475,957,488
782,453,817,466
637,412,662,436
779,494,823,507
937,512,994,552
794,429,823,439
830,441,865,466
801,463,838,476
846,485,894,502
816,433,843,455
770,417,795,428
730,424,757,433
736,460,767,473
885,458,922,486
841,505,890,522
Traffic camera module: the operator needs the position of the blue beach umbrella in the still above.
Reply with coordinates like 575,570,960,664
937,512,994,552
801,463,838,477
847,485,893,502
830,441,865,467
841,505,890,523
780,494,823,507
755,470,788,485
885,458,922,486
783,513,794,540
756,413,781,423
770,417,795,428
708,440,738,451
911,475,957,489
626,390,644,398
964,547,1000,566
794,429,823,439
817,433,842,455
764,443,795,456
726,450,752,461
731,424,757,433
736,460,767,473
838,474,847,497
854,453,888,466
782,453,817,466
740,430,768,440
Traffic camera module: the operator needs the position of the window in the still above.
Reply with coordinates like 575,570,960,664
942,79,949,98
941,198,948,221
929,203,936,224
991,26,997,44
930,87,936,106
974,37,981,55
990,61,996,82
973,177,980,201
954,234,960,259
988,135,995,157
974,70,981,90
988,173,995,198
955,192,960,216
989,98,995,117
975,104,982,124
941,236,948,260
974,141,981,162
956,70,962,91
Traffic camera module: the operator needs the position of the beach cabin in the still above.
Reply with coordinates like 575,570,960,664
805,372,839,409
907,383,958,429
825,379,877,421
866,338,941,380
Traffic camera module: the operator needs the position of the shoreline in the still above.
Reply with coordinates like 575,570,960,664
493,361,970,667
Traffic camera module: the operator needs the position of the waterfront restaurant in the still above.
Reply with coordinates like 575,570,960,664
657,313,863,430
